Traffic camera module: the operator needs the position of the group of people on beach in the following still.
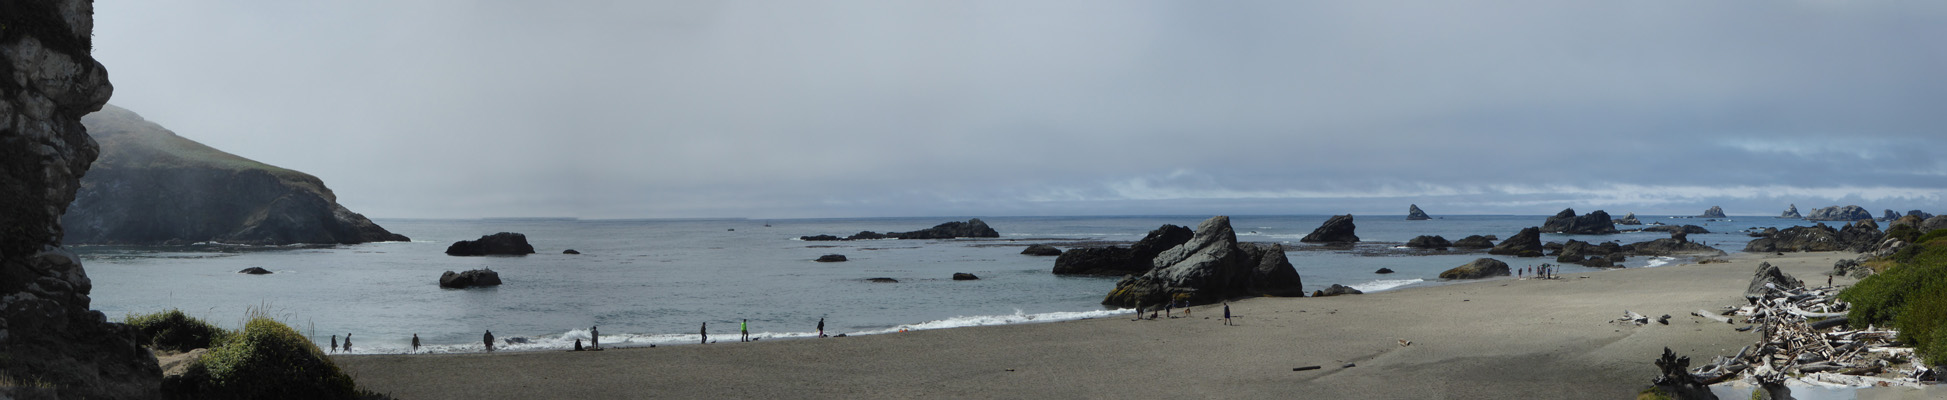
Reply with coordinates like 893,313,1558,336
1131,299,1232,326
347,317,837,354
1519,264,1557,279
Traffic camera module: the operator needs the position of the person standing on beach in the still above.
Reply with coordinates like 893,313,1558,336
591,325,600,349
411,334,420,353
817,318,826,338
1165,301,1173,319
330,335,338,353
700,322,708,344
741,319,750,342
484,330,495,352
1223,302,1232,326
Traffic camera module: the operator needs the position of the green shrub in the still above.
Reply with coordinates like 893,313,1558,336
171,316,355,400
125,309,231,352
1840,239,1947,365
1915,229,1947,246
1886,225,1923,244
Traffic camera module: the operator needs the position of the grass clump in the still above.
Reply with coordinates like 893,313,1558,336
125,309,232,352
1839,234,1947,365
166,310,356,400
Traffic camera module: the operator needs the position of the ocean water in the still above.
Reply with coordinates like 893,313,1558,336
77,214,1827,354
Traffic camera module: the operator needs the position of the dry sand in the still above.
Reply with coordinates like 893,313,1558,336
336,251,1897,399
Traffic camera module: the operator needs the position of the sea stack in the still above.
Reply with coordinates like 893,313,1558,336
1780,204,1802,219
1613,213,1643,225
1407,204,1431,220
1698,206,1728,218
1300,214,1360,243
1539,208,1619,235
446,232,537,256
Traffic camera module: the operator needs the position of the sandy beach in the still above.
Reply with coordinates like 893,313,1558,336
337,251,1879,399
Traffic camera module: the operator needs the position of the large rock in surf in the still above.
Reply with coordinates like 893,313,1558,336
1699,206,1728,218
800,219,1000,241
1744,262,1803,301
1555,240,1621,268
1020,244,1062,256
1407,204,1431,220
1780,204,1802,219
1405,235,1451,249
1743,222,1883,253
0,4,166,398
1638,224,1708,234
445,232,537,256
1452,235,1496,249
1624,232,1726,257
1440,258,1511,279
439,269,504,288
1102,216,1305,307
64,105,410,245
1613,213,1643,225
1299,214,1360,243
1487,227,1545,257
1313,284,1364,297
1052,224,1193,276
1540,208,1618,234
1806,205,1873,221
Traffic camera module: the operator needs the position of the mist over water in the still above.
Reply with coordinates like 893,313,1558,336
80,214,1825,354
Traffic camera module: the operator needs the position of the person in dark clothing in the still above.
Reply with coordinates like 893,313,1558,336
700,322,708,344
331,335,338,353
484,330,495,352
817,318,826,338
411,334,420,353
1223,303,1233,326
343,333,352,352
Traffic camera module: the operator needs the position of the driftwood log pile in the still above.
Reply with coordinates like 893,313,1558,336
1667,280,1938,390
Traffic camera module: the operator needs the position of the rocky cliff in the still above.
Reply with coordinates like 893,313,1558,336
61,104,407,245
1,1,164,397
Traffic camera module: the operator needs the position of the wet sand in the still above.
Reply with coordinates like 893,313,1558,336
337,251,1860,399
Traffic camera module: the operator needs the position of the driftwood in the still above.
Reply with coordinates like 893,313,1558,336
1660,283,1931,389
1693,309,1731,324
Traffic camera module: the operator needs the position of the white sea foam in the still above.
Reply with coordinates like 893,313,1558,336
1643,256,1677,268
1349,279,1424,293
851,308,1135,336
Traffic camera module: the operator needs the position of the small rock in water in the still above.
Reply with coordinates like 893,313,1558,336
238,267,272,275
816,254,848,262
952,272,979,280
563,249,580,254
866,277,898,283
1375,268,1394,274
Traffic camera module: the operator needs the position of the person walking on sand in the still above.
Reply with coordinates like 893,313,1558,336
343,334,352,353
817,317,826,338
484,330,495,352
1223,302,1233,326
411,334,420,353
1165,301,1173,319
700,322,708,344
330,335,338,353
741,319,750,342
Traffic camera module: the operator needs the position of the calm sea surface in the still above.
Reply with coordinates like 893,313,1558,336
77,214,1826,354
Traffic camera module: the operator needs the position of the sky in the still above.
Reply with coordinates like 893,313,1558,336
91,1,1947,219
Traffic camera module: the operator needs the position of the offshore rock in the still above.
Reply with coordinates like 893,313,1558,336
238,267,272,275
1452,235,1496,249
800,219,999,241
1699,206,1728,218
1299,214,1360,243
1051,224,1193,276
815,254,847,262
1102,216,1304,307
64,105,409,245
445,232,536,256
1487,227,1544,257
1440,258,1511,279
951,272,979,281
1744,222,1883,253
1,2,165,397
1405,235,1451,250
1020,244,1062,256
1625,232,1727,257
1882,209,1901,222
1613,213,1643,225
1780,204,1802,219
1540,208,1618,234
1406,204,1431,220
1638,224,1709,234
439,269,504,288
1906,210,1934,220
1806,205,1872,221
1555,240,1619,268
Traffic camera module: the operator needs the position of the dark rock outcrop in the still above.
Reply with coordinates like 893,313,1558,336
1554,240,1620,268
1405,235,1451,250
1487,227,1544,257
439,269,504,288
445,232,536,256
1882,209,1901,222
1299,214,1359,243
1781,204,1802,219
1051,224,1193,276
1831,259,1873,279
815,254,847,262
1613,213,1642,225
64,105,408,245
238,267,272,275
1102,216,1305,307
1891,215,1924,230
1744,262,1803,302
800,219,999,241
1540,208,1618,234
562,249,580,255
1924,216,1947,233
1313,284,1363,297
1452,235,1496,249
1743,222,1883,253
1375,268,1394,274
1406,204,1431,220
1638,224,1708,234
1,3,166,398
1439,258,1511,279
1806,205,1873,221
1699,206,1728,218
1624,232,1726,257
866,277,898,283
951,272,979,280
1650,348,1718,400
1907,210,1935,220
1020,244,1061,256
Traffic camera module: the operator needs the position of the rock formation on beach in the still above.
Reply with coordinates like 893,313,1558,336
1313,284,1363,297
0,2,165,396
1554,240,1624,268
1487,227,1544,257
1020,244,1061,256
445,232,537,256
1405,235,1450,250
1452,235,1496,249
1780,204,1801,219
1406,204,1431,220
1698,206,1727,218
1052,224,1193,276
1806,205,1872,221
1623,232,1726,257
1540,208,1618,235
1613,213,1642,225
800,219,1000,241
439,269,504,288
1299,214,1359,243
1439,258,1510,279
1101,216,1305,307
1743,221,1883,253
62,105,409,245
1744,262,1803,302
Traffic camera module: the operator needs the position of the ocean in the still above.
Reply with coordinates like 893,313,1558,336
77,214,1827,354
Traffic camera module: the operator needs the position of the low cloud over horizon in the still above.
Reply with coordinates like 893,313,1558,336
92,1,1946,219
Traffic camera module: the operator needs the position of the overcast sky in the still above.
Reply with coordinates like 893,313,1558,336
92,1,1947,219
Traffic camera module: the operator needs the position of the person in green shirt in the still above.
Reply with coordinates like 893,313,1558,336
740,319,750,342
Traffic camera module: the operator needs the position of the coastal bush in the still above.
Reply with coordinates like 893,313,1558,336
1840,239,1947,364
1884,225,1922,244
1915,229,1947,246
171,314,356,400
125,309,231,352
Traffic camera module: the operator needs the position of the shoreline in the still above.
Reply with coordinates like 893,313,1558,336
336,251,1937,398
